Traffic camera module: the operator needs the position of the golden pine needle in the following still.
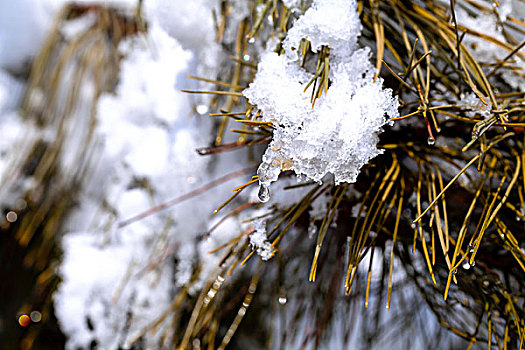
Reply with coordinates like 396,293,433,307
231,178,258,192
213,190,242,214
470,155,521,264
235,119,273,127
365,246,375,308
387,181,404,311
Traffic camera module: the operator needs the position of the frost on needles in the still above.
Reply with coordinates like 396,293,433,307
243,0,399,195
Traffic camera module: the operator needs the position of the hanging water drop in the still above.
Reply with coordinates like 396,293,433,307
451,268,458,275
462,260,471,270
471,260,476,267
278,296,287,305
258,184,270,203
468,243,474,253
427,136,435,146
410,222,416,229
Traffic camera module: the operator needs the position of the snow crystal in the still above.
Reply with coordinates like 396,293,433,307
459,92,492,120
250,219,274,260
243,0,399,192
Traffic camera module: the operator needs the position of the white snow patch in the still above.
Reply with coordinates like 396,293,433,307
249,219,274,260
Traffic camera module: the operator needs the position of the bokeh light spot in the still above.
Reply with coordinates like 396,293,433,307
30,311,42,323
6,211,17,223
18,314,30,327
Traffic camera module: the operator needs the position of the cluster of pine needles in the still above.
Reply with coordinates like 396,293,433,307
180,0,525,349
2,0,524,349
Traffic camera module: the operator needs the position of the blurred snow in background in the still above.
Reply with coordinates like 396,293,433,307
0,0,255,348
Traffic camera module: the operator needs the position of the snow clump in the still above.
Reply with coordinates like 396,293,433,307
243,0,399,198
249,219,274,260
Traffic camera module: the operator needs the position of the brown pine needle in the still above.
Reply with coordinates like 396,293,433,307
382,59,418,94
487,39,525,77
229,55,257,69
217,272,259,350
118,167,253,228
181,89,244,96
187,75,245,90
230,128,265,135
235,119,273,127
210,111,247,117
390,109,420,121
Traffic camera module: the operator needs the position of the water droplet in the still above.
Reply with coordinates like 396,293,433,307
196,104,209,115
468,244,474,253
516,215,521,222
451,268,458,275
410,222,416,229
471,260,476,267
248,37,256,44
500,233,505,240
436,127,442,133
243,54,250,62
258,184,270,203
483,280,490,287
427,136,435,146
278,296,287,305
462,260,471,270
